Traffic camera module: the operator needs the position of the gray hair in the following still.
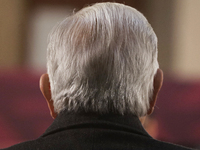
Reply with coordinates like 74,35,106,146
47,2,159,117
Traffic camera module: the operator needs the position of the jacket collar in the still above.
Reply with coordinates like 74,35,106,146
41,109,151,138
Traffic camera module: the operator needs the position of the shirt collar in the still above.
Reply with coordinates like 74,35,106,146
41,109,151,138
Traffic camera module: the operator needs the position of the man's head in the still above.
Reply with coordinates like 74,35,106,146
40,2,163,118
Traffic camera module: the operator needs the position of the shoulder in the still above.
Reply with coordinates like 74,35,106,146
1,138,44,150
149,138,194,150
1,137,195,150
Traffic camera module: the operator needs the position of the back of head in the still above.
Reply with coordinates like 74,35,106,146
47,2,158,117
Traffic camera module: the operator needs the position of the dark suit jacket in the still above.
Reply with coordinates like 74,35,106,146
3,110,193,150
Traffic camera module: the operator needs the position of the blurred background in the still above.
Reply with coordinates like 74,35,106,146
0,0,200,149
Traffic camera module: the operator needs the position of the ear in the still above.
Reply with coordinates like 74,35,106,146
40,74,57,119
147,69,163,115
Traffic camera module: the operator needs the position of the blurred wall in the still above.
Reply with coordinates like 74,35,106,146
172,0,200,80
26,5,73,71
142,0,175,74
0,0,28,68
144,0,200,81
